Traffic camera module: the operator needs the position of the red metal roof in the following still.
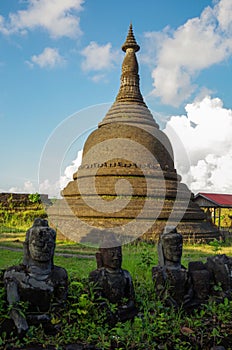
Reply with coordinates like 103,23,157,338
196,192,232,207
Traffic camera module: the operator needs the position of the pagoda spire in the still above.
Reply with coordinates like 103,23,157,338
98,24,159,128
116,24,145,105
122,23,140,52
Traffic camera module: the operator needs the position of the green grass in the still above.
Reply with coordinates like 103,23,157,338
1,234,232,349
55,255,96,279
0,250,22,270
0,199,231,348
0,225,25,233
1,231,232,271
1,238,232,277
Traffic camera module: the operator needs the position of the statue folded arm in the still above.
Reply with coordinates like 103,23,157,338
4,269,29,334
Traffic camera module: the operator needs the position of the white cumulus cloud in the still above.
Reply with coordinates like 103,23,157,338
164,95,232,194
81,41,120,80
39,179,61,198
143,0,232,106
0,0,84,38
8,180,36,194
38,150,83,197
60,149,83,190
27,47,66,69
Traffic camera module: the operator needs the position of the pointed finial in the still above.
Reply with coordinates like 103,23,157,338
98,24,159,128
122,23,140,52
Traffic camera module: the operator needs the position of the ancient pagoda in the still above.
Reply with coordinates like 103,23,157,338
49,25,219,244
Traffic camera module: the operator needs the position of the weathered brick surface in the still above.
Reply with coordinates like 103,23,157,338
0,193,51,211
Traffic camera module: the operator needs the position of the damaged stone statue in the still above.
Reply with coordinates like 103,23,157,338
152,227,232,309
205,254,232,299
89,232,137,324
152,226,192,308
4,218,68,334
188,261,211,305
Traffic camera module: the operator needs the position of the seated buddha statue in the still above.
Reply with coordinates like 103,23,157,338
152,226,192,308
89,232,137,324
4,218,68,334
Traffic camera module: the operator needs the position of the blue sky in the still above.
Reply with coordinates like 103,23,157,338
0,0,232,196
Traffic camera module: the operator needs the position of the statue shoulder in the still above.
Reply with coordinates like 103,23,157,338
89,268,105,283
122,269,132,280
51,266,68,281
4,264,26,279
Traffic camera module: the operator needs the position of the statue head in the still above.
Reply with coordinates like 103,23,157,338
24,218,56,266
96,232,122,271
159,226,183,266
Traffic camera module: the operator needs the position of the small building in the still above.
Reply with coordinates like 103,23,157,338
194,193,232,229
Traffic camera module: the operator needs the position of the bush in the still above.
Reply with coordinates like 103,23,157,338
0,208,47,232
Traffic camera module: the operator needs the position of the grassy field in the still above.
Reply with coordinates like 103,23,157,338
1,230,232,349
1,228,231,270
1,229,232,294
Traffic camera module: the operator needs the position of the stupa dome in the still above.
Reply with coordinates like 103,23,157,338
82,123,174,172
82,23,174,172
49,24,219,245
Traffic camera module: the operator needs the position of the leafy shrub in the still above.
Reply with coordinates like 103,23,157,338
0,209,47,232
28,193,40,204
